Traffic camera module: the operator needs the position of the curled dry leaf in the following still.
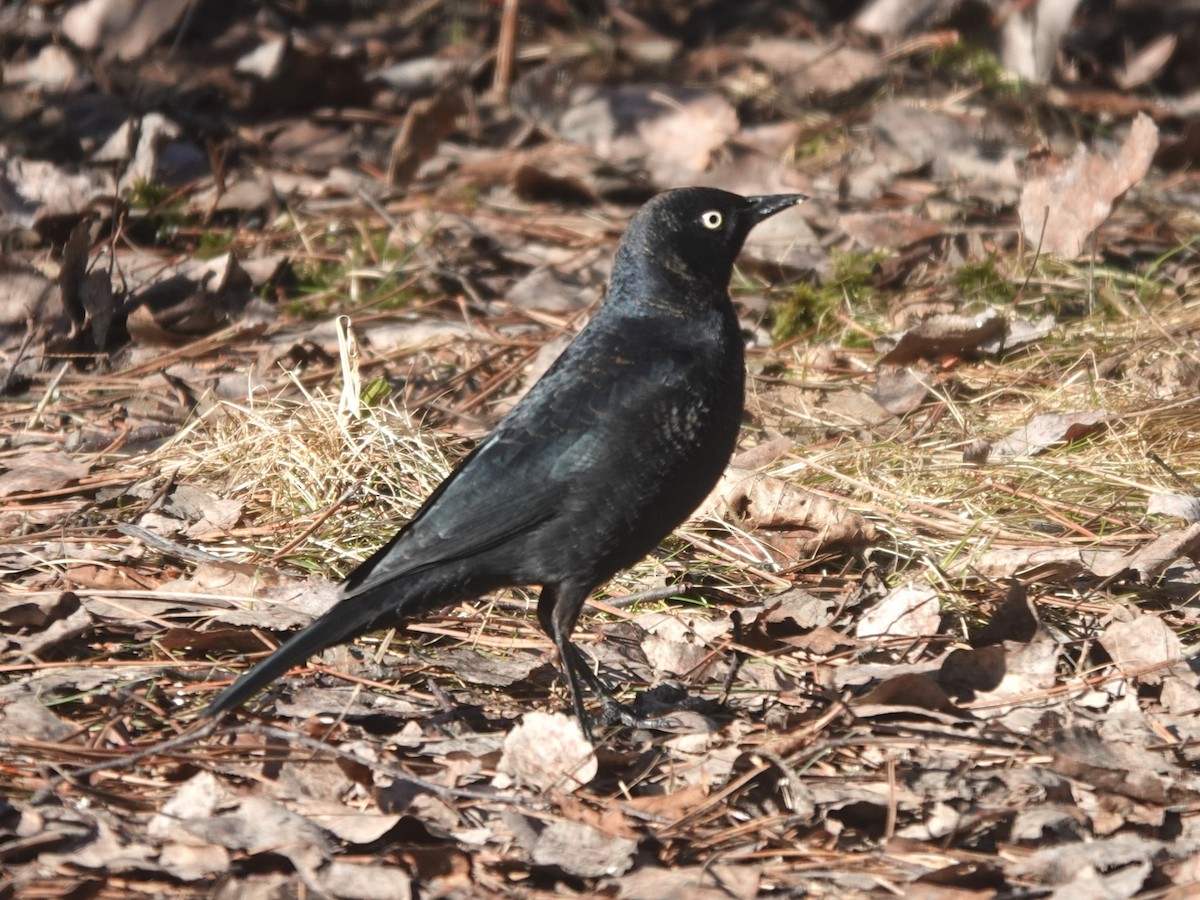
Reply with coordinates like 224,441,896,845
870,366,932,416
972,410,1107,463
313,861,414,900
184,796,330,885
1018,112,1158,258
855,582,939,640
63,0,190,61
876,312,1007,365
1147,492,1200,522
0,697,73,742
495,711,598,793
0,152,116,233
429,647,552,687
2,588,91,657
963,523,1200,584
530,819,638,879
127,252,272,342
747,38,886,100
699,468,876,552
612,862,761,899
1008,832,1162,893
389,84,466,188
0,590,81,630
553,84,739,188
1099,613,1183,684
636,609,730,679
0,449,90,497
1089,521,1200,581
839,211,943,250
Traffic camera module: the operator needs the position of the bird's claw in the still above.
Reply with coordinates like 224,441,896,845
589,692,702,733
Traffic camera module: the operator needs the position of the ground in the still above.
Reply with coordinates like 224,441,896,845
2,1,1200,897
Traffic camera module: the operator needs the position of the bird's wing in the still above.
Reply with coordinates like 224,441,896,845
340,428,563,594
341,317,705,596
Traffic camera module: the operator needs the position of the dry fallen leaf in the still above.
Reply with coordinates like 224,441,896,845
972,410,1107,462
1019,112,1159,258
389,84,466,188
1099,613,1183,683
530,819,638,879
495,711,598,793
870,366,932,416
0,449,90,497
1089,521,1200,581
747,38,886,99
1147,492,1200,522
700,468,876,551
876,312,1007,365
839,211,943,250
855,582,940,640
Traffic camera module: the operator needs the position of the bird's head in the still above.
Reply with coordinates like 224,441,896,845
611,187,807,301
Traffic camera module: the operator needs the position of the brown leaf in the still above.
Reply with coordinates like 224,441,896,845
530,819,638,879
553,85,738,188
1146,492,1200,522
0,450,90,498
429,647,552,687
1018,113,1159,258
0,698,73,742
855,582,940,639
1090,521,1200,581
1114,34,1177,90
747,39,886,99
876,312,1007,365
1099,613,1183,683
0,591,81,630
313,862,414,899
612,864,760,900
975,410,1107,462
1046,729,1173,805
495,711,597,792
63,0,190,61
389,85,466,188
870,366,933,416
700,468,876,551
128,252,269,341
839,211,943,249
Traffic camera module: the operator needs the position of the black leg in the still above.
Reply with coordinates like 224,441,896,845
537,583,598,737
538,583,686,737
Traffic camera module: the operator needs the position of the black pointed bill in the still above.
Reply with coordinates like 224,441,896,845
746,193,808,224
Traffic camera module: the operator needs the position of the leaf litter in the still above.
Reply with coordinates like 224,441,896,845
2,1,1200,897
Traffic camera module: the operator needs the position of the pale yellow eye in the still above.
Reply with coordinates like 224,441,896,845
700,210,723,230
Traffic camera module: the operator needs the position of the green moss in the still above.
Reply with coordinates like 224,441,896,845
127,179,178,209
285,258,348,318
772,250,885,343
931,41,1026,98
126,178,187,242
197,230,235,258
953,257,1011,305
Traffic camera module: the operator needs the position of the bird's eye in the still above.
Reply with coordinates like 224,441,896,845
699,210,723,230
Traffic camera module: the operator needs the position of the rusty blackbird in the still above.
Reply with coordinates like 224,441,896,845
201,188,806,738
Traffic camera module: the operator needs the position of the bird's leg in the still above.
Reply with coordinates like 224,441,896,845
538,585,672,736
538,584,602,736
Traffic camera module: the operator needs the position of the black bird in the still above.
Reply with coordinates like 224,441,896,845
201,188,805,737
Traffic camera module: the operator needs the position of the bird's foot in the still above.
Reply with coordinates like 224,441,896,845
591,682,720,733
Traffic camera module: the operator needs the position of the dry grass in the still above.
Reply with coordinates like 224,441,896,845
5,176,1200,900
155,385,456,578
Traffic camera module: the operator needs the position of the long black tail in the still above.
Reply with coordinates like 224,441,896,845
200,581,419,720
